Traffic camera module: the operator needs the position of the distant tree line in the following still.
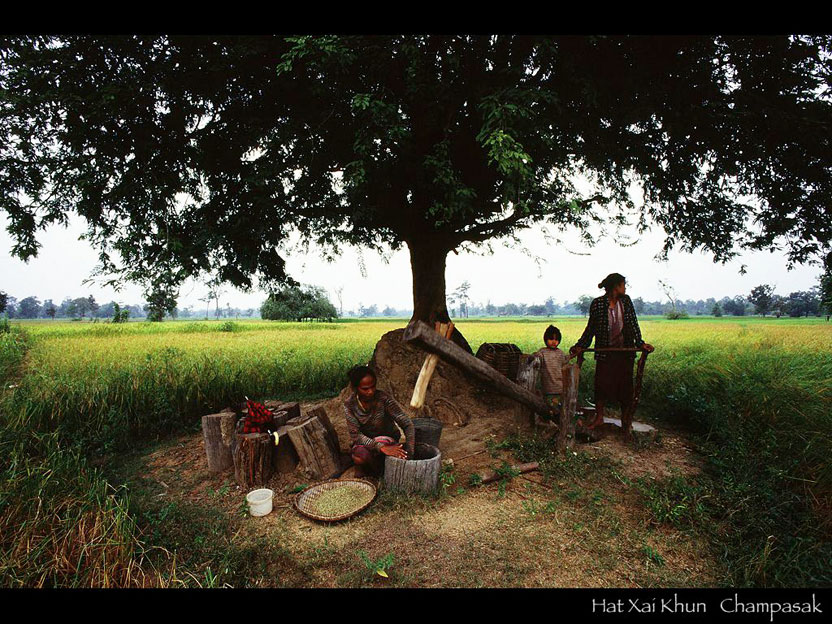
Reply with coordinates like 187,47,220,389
3,279,828,321
0,292,259,321
342,284,829,319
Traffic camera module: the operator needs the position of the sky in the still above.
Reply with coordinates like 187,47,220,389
0,212,823,314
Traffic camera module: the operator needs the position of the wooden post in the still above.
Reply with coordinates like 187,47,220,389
410,322,454,409
202,412,236,472
403,320,550,416
383,443,441,494
286,415,341,480
557,364,580,453
622,351,649,434
516,354,542,428
232,432,275,487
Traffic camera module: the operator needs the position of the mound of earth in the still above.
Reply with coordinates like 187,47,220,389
134,328,703,499
312,328,533,462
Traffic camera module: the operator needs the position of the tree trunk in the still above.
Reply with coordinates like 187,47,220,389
407,240,472,353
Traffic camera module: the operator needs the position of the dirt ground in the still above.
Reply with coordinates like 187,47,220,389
125,329,721,587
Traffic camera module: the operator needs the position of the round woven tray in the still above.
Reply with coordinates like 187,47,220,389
294,479,377,522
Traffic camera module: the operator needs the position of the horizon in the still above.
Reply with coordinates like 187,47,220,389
1,212,824,315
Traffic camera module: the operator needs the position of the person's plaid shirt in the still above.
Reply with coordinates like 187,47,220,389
575,294,644,360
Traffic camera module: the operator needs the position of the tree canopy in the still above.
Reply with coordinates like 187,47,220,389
2,35,831,337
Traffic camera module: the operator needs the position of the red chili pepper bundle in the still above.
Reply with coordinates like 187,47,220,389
240,399,275,433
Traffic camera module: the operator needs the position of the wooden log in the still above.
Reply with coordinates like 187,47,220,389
286,415,341,480
622,351,649,433
202,413,237,472
285,414,310,428
264,401,300,423
516,354,542,428
557,363,580,453
410,322,453,409
403,320,550,416
478,462,540,485
273,425,299,473
306,406,340,455
383,443,441,494
232,432,275,488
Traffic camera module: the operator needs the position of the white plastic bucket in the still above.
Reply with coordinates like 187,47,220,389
246,488,274,517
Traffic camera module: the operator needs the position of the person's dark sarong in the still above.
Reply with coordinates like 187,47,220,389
594,353,634,407
351,435,397,476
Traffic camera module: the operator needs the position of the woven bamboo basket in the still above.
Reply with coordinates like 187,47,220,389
294,479,377,522
475,343,522,381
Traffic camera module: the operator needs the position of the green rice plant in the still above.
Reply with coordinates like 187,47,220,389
0,326,27,384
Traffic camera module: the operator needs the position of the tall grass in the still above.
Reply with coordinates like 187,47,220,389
0,434,179,587
1,317,830,586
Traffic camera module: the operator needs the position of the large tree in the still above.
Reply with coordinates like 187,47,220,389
17,296,41,319
748,284,775,316
2,36,831,348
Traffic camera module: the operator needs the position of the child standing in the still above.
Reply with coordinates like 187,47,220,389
535,325,568,420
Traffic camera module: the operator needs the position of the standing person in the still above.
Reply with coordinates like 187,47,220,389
570,273,654,438
343,365,415,477
534,324,569,421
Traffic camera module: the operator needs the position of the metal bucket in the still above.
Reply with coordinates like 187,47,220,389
412,418,443,448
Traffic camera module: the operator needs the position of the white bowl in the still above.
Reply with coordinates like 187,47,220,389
246,488,274,517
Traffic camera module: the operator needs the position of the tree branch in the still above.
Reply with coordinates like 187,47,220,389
454,193,609,245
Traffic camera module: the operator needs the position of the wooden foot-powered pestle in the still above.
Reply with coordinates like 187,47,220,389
403,320,550,417
410,321,455,410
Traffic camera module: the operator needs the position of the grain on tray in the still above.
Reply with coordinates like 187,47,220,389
309,485,374,517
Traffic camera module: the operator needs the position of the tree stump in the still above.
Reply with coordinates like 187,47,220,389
202,412,237,472
274,425,299,473
383,443,441,494
306,406,341,455
232,432,275,488
286,415,341,480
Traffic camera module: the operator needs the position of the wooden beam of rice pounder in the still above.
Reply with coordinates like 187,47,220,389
410,321,454,409
403,320,551,417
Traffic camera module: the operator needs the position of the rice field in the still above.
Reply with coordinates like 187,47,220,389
5,316,830,445
1,316,831,587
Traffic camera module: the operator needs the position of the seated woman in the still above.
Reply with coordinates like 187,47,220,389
343,365,415,477
570,272,654,437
